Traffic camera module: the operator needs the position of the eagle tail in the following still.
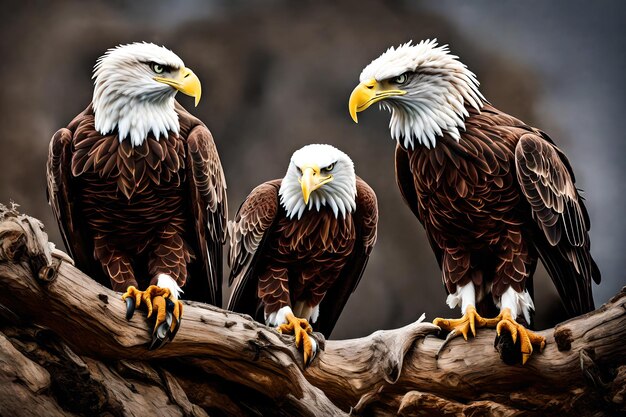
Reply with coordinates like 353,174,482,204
534,239,599,317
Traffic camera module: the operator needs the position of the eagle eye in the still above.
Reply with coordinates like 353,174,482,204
393,73,409,85
150,63,165,74
324,163,335,172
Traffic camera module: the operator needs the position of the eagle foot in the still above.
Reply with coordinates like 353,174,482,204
496,308,546,365
433,305,498,358
277,312,317,366
433,305,496,339
121,285,183,349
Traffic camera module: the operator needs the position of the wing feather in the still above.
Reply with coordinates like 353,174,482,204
395,144,443,269
515,134,600,315
184,124,227,306
227,180,282,316
47,126,105,285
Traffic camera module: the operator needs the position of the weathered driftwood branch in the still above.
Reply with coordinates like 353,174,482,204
0,204,624,416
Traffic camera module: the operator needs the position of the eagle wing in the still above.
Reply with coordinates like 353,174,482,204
227,180,282,319
184,124,228,307
515,133,600,315
314,177,378,338
47,127,109,286
395,144,443,269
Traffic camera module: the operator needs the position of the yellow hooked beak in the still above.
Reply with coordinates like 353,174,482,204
348,78,406,123
154,67,202,107
299,165,333,205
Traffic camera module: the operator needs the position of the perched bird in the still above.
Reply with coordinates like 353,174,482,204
47,42,227,348
348,40,600,364
228,144,378,364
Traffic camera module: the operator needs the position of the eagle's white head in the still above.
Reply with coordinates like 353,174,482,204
349,39,484,150
279,144,357,220
92,42,202,146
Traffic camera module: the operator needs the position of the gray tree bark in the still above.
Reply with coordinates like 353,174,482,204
0,203,623,416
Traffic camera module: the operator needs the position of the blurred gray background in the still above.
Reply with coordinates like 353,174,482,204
0,0,623,338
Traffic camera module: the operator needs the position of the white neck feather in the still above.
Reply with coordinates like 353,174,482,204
279,172,356,220
384,74,483,150
93,89,179,147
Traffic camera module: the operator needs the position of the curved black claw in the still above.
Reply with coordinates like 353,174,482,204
125,297,136,321
305,337,319,367
435,329,459,360
148,301,175,350
167,299,182,340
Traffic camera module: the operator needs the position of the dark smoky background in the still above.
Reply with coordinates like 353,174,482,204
1,0,623,338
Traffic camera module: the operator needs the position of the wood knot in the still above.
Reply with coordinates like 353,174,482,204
37,265,57,283
224,320,237,328
97,294,109,304
0,227,26,262
444,372,461,387
554,326,573,351
247,339,264,361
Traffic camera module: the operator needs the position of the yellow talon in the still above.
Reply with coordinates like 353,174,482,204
433,305,491,339
172,299,183,332
277,312,314,365
496,308,546,365
122,285,144,309
121,284,183,347
151,296,166,327
140,285,171,317
435,304,546,365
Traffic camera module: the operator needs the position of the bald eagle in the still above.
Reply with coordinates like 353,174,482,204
227,144,378,364
349,40,600,364
47,43,227,348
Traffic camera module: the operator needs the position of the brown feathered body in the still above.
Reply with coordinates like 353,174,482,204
259,203,356,311
47,103,226,305
396,104,600,317
228,178,378,337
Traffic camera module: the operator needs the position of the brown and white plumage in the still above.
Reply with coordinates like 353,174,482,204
47,43,227,345
228,144,378,339
350,40,600,363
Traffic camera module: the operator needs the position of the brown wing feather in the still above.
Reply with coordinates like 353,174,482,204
47,126,108,285
314,177,378,337
46,120,120,286
227,180,282,316
395,144,443,269
515,133,600,314
395,144,422,222
182,118,227,307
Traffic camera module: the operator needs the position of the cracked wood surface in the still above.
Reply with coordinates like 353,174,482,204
0,205,623,416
